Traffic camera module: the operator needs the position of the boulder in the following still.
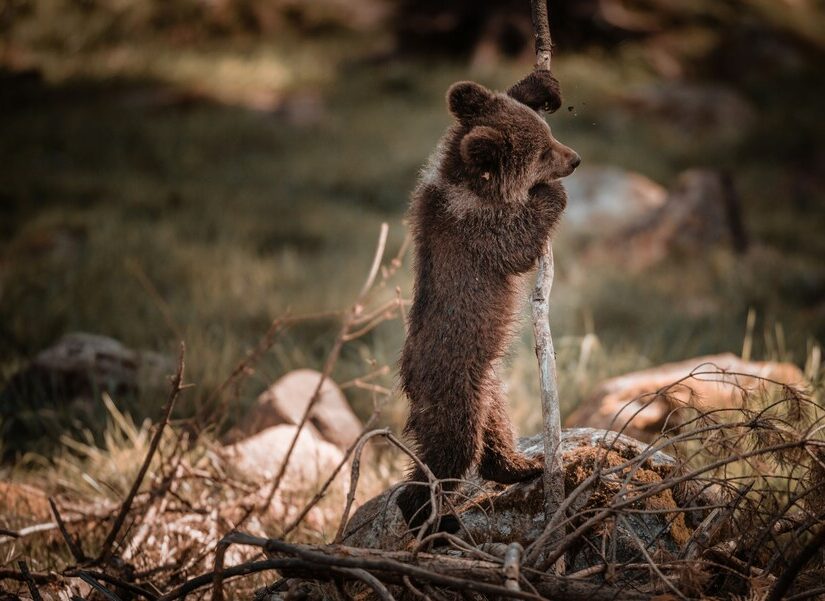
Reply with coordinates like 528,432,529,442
234,369,362,450
0,333,173,459
582,168,748,271
222,424,348,526
3,332,173,398
562,165,667,238
224,424,345,485
342,428,710,576
566,353,807,440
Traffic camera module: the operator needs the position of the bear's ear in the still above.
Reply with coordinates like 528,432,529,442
460,125,505,170
507,70,562,113
447,81,494,122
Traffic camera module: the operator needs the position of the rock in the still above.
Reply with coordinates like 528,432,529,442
9,332,175,397
342,428,710,576
582,168,748,271
562,165,667,238
0,333,173,459
32,333,172,389
224,424,345,484
234,369,362,450
566,353,807,440
223,424,348,526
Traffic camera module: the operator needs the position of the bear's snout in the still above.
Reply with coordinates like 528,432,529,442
569,153,581,170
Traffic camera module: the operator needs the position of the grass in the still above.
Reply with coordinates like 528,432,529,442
0,32,824,458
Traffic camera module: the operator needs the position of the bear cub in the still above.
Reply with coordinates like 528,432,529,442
398,79,580,532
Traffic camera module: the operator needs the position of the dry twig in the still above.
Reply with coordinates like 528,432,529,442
98,342,187,564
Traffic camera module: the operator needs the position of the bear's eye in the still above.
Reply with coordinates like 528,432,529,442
540,149,553,162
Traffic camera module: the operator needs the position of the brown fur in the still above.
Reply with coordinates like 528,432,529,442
507,70,563,113
397,81,580,531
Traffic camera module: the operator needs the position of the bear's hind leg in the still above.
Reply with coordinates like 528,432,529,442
396,467,461,536
478,388,542,484
397,397,485,533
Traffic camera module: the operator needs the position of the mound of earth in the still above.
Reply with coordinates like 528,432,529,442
342,428,712,576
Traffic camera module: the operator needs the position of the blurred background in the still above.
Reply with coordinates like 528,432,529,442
1,0,824,460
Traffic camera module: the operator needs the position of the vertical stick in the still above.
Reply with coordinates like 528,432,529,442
531,242,565,571
529,0,565,571
530,0,553,70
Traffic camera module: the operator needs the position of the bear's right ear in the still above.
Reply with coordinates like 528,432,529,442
460,125,505,170
447,81,494,122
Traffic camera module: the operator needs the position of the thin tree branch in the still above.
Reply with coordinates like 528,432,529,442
528,0,565,572
98,342,186,564
531,242,565,571
531,0,553,69
767,522,825,601
50,497,87,563
18,561,44,601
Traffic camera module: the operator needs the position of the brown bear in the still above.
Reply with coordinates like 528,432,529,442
397,79,580,533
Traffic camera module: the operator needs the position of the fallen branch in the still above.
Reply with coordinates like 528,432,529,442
65,569,159,601
184,533,648,601
766,522,825,601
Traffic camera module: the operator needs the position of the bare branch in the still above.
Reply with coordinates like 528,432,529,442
98,341,186,564
530,0,553,69
333,567,395,601
17,560,44,601
531,242,565,571
50,497,87,563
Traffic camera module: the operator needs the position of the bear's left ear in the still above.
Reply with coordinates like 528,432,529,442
447,81,495,122
507,70,562,113
460,125,505,171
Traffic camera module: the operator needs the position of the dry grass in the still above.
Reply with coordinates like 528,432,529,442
2,359,822,599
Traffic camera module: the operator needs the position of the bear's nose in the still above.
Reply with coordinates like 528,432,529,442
570,153,581,169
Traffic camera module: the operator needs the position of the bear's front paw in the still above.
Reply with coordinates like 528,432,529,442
507,70,562,113
523,454,544,477
480,452,544,484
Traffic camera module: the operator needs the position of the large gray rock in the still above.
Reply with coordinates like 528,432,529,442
0,333,173,458
342,428,711,576
16,332,175,396
235,369,362,451
581,168,748,271
562,165,667,237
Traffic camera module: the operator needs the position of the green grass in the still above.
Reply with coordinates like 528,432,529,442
1,35,824,457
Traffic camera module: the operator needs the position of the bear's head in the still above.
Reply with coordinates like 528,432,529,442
441,80,579,204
